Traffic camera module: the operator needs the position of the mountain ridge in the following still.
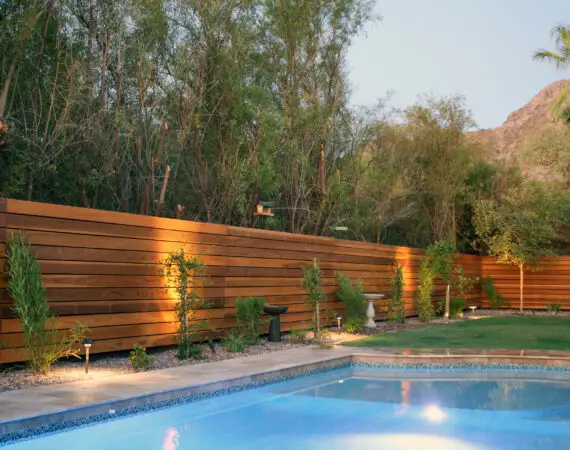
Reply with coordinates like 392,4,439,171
469,79,570,176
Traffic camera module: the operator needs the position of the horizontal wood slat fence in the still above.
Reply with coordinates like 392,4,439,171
481,256,570,310
0,199,484,363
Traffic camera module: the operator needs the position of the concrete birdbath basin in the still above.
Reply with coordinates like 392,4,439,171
363,293,385,328
264,305,289,342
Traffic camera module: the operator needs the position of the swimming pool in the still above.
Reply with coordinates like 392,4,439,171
5,366,570,449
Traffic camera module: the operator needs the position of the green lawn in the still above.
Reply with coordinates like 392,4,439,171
346,316,570,351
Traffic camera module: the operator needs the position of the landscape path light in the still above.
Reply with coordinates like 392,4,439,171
83,338,93,374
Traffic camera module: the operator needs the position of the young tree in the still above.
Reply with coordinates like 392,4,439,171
427,240,456,319
302,258,326,337
473,181,567,312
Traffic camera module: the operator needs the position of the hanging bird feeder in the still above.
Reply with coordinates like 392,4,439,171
255,201,275,217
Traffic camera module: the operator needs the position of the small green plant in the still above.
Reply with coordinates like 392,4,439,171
546,303,562,316
388,265,406,323
6,233,88,373
335,271,366,329
129,344,154,371
451,267,476,295
482,276,505,309
449,299,465,318
160,249,206,360
235,296,265,344
417,256,435,322
317,327,331,339
223,332,248,353
302,259,326,338
288,328,309,344
342,317,362,334
178,341,205,359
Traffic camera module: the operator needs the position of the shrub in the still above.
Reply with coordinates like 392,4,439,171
449,299,465,318
546,303,562,316
160,249,206,360
482,276,505,309
451,267,476,295
6,233,87,373
302,259,326,337
288,328,309,344
417,256,435,322
223,332,248,353
129,344,153,371
388,265,406,323
236,296,265,343
342,317,362,334
178,340,204,359
335,271,366,328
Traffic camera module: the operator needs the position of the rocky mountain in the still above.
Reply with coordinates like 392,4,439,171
470,79,570,177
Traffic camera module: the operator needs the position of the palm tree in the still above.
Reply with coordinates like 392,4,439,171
534,25,570,122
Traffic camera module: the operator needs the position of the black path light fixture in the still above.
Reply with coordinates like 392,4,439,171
82,338,93,374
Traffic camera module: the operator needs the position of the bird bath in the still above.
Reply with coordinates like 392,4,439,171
264,305,288,342
363,293,385,328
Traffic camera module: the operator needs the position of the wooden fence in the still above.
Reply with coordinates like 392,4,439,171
481,256,570,310
0,200,484,363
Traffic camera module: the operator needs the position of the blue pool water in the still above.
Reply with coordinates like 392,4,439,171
6,367,570,449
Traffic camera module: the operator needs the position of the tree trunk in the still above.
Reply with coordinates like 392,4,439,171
376,215,381,245
0,51,19,119
519,264,524,312
444,283,450,319
156,165,171,217
316,301,320,336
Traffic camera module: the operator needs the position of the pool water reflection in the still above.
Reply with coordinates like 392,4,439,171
6,367,570,450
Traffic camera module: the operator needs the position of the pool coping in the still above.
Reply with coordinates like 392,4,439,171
2,346,570,444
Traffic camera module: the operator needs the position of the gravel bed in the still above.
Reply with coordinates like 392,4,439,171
2,310,566,393
0,339,310,394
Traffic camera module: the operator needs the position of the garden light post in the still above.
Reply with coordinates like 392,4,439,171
335,314,343,330
83,338,93,374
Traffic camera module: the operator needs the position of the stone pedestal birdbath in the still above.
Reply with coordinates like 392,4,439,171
264,305,288,342
364,293,385,328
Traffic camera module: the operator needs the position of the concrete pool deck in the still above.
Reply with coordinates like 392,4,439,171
2,346,570,437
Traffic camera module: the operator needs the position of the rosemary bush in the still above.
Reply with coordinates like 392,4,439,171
235,296,265,344
6,234,87,373
335,271,366,330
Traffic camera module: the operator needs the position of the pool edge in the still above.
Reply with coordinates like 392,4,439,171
3,349,570,445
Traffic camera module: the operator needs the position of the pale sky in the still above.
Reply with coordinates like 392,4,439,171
348,0,570,129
